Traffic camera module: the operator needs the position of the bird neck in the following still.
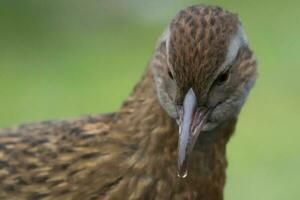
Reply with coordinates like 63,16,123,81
117,68,237,199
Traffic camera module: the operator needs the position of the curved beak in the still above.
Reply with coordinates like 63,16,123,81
177,88,210,178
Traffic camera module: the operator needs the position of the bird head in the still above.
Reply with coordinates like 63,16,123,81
151,5,257,177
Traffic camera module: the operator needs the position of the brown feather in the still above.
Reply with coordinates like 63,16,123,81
169,5,240,104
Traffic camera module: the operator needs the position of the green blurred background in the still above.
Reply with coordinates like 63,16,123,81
0,0,299,199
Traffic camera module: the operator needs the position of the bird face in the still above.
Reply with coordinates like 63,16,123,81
151,5,257,177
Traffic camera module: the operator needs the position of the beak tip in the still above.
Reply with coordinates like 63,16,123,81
177,157,188,178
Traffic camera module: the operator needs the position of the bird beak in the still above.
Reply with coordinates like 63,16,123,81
177,88,210,178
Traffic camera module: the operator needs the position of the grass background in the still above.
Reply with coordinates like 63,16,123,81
0,0,299,199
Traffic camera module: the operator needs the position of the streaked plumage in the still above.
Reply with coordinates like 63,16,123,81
0,5,257,200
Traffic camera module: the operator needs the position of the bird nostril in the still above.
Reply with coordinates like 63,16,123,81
168,69,174,79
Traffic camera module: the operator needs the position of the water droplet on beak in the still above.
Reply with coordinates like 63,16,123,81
177,169,188,178
177,159,188,178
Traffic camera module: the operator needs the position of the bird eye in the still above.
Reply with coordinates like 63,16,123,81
168,69,174,79
215,71,230,85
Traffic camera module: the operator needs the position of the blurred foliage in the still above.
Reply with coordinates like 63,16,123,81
0,0,299,199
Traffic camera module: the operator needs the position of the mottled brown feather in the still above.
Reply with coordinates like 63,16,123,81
169,5,239,104
0,69,237,200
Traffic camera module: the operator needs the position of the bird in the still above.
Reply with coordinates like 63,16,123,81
0,5,257,200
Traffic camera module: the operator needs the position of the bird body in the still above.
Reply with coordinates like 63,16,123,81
0,5,257,200
0,71,233,199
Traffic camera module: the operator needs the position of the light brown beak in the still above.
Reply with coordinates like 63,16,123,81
177,88,210,178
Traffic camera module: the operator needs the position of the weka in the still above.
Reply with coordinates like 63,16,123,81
0,5,257,200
